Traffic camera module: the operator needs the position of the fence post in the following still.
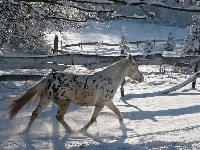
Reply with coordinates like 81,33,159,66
80,41,83,51
52,35,59,136
192,61,199,89
53,35,58,54
60,40,62,52
120,48,125,97
52,35,58,73
120,46,125,55
120,79,125,97
136,41,139,47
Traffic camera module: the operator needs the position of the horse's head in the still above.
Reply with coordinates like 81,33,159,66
126,55,144,83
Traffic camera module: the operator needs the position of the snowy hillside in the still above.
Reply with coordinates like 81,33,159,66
49,21,187,55
1,21,200,149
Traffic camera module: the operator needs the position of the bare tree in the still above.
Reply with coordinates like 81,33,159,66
1,0,200,54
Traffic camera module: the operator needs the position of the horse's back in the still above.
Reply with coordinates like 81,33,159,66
45,72,114,106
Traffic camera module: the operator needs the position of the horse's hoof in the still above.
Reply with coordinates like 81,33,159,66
19,129,28,135
120,120,124,124
78,127,87,133
66,128,73,133
119,120,126,127
18,132,24,135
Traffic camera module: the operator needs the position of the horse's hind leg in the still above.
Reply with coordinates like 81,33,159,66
21,95,51,134
80,105,104,131
106,101,123,123
56,102,73,132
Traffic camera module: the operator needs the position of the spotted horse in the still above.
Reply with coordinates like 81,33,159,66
8,54,144,134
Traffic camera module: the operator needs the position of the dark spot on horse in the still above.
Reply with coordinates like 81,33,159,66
47,80,52,90
61,91,66,96
58,76,62,82
52,84,59,93
52,73,57,80
49,91,52,96
72,75,78,82
54,93,60,100
84,78,88,90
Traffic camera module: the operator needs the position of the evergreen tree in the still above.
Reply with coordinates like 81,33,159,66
164,31,176,51
95,42,103,55
119,26,130,54
182,13,200,55
142,34,153,55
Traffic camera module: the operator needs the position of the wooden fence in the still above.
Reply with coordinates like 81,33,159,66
1,53,200,69
0,36,198,96
1,52,200,96
1,53,200,71
61,39,184,49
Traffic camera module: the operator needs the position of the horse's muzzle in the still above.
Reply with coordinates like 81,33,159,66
138,75,144,83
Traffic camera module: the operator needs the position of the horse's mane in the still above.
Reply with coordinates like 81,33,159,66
99,56,131,75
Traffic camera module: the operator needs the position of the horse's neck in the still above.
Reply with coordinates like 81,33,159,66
100,59,129,88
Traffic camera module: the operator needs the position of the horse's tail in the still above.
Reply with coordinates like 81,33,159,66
8,77,47,120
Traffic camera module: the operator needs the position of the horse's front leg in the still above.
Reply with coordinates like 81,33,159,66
106,101,123,123
19,94,52,135
80,105,104,131
56,102,73,133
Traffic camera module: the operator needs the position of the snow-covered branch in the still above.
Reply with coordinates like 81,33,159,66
65,0,200,12
1,0,200,54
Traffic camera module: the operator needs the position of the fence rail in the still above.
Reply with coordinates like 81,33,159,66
0,75,43,81
0,53,199,70
1,53,199,94
61,39,184,48
0,36,196,84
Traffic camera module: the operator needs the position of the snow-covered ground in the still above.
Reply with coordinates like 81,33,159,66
1,21,200,149
52,20,187,55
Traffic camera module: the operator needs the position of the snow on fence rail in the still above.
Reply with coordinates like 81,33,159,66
61,39,184,48
0,53,200,71
0,53,199,70
0,53,200,95
0,74,43,81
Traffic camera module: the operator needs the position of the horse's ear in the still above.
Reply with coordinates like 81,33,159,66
128,54,132,60
126,54,133,62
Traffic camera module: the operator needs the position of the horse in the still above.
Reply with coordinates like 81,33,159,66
8,54,144,134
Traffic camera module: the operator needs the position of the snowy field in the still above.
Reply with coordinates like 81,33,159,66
1,21,200,149
53,20,187,55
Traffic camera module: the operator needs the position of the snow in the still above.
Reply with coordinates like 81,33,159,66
65,21,186,44
58,21,186,55
61,2,70,9
1,21,200,149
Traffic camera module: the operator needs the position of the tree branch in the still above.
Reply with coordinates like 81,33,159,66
66,0,200,12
